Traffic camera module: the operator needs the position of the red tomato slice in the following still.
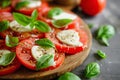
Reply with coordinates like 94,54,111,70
0,7,12,13
45,28,88,54
12,0,49,15
16,38,65,70
0,12,13,21
0,40,21,76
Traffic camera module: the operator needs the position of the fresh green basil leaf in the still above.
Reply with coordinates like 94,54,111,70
15,1,30,10
36,54,54,70
1,0,11,8
52,19,73,28
96,25,115,46
58,72,81,80
13,12,31,26
0,21,9,32
35,38,54,48
34,21,51,32
97,50,106,59
5,35,19,47
0,52,15,66
47,8,63,19
88,23,94,29
31,10,38,22
84,62,100,79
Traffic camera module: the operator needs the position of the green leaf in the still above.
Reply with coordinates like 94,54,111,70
84,62,100,79
31,10,38,22
58,72,81,80
15,1,30,10
88,23,94,29
0,52,15,66
13,12,31,26
36,54,54,70
47,8,63,19
35,38,54,48
96,25,115,46
34,21,51,32
5,35,19,47
0,21,9,32
97,50,107,59
1,0,11,8
52,19,73,28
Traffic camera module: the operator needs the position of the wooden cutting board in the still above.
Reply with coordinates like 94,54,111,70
0,17,92,80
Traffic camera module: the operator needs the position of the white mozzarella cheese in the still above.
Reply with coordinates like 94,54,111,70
56,30,83,46
53,12,77,20
27,0,41,8
10,20,32,32
0,50,11,57
31,46,55,60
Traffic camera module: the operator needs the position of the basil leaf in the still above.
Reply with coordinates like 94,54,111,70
35,38,54,48
5,35,19,47
84,62,100,78
31,10,38,22
97,50,106,59
1,0,11,8
15,1,30,10
0,52,15,66
34,21,51,32
13,12,31,26
58,72,81,80
88,23,94,29
36,54,54,70
96,25,115,46
0,21,9,32
52,19,73,28
47,8,63,19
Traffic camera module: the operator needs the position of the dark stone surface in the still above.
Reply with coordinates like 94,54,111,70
71,0,120,80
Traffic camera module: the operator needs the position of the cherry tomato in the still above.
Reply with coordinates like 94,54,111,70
16,38,65,70
0,40,21,76
0,12,13,21
80,0,106,16
11,0,49,15
0,7,12,13
45,28,88,54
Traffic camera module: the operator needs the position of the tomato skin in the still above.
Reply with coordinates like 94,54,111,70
12,0,49,15
0,7,12,13
0,12,13,21
0,40,21,76
80,0,106,16
16,38,65,70
45,28,88,54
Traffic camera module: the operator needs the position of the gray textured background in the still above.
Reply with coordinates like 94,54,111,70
72,0,120,80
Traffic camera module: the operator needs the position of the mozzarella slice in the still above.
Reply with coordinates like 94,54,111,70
53,12,77,20
10,20,32,32
56,30,83,46
27,0,41,8
31,46,55,60
0,50,11,57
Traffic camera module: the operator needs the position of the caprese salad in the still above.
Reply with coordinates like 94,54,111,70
0,0,88,76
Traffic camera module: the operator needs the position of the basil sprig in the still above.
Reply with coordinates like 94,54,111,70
97,50,106,59
52,19,73,28
36,54,54,70
35,38,54,48
0,21,9,32
84,62,100,79
96,25,115,46
13,10,51,32
5,35,19,47
47,8,63,19
0,52,15,66
58,72,81,80
1,0,11,8
15,1,30,10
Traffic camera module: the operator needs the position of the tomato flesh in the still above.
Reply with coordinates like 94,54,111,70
0,7,12,13
0,12,13,21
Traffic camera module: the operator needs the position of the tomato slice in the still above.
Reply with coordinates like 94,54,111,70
45,28,88,54
0,12,13,21
12,0,49,15
0,7,12,13
16,38,65,70
0,40,21,76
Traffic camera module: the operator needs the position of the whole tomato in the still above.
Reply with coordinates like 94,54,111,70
80,0,106,16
